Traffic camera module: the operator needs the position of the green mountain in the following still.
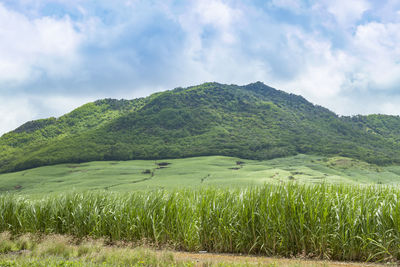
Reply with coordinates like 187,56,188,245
1,82,400,173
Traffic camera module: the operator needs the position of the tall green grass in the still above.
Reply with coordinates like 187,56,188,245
1,184,400,262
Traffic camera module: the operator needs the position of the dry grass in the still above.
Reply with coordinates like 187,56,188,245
0,232,395,267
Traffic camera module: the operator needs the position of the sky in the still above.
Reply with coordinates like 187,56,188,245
1,0,400,135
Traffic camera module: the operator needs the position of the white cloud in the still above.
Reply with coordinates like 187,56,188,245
272,19,400,115
0,97,34,135
0,94,93,136
381,101,400,115
172,1,400,117
351,22,400,90
178,0,241,53
195,0,235,29
272,29,353,102
0,3,83,85
166,0,248,85
325,0,370,26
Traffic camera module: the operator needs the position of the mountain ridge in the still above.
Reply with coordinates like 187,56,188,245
1,82,400,173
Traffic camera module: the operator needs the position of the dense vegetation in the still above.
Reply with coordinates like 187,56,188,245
1,184,400,262
1,82,400,173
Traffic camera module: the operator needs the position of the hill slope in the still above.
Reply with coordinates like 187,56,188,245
1,82,400,173
2,155,400,195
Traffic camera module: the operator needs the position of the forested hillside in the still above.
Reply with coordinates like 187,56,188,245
1,82,400,173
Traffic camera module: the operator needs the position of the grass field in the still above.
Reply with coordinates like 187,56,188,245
2,184,400,263
2,155,400,265
1,155,400,196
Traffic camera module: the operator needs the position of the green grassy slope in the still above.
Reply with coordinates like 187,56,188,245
1,155,399,196
1,82,400,173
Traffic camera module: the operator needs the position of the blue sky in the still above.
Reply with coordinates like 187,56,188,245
1,0,400,135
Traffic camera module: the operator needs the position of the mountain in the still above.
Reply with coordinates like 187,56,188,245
1,82,400,173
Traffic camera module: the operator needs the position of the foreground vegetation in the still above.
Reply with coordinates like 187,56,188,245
0,233,384,267
1,184,400,263
2,82,400,173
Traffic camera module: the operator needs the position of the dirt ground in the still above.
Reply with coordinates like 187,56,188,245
172,251,395,266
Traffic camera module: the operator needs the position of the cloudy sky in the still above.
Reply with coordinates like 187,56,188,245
1,0,400,135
